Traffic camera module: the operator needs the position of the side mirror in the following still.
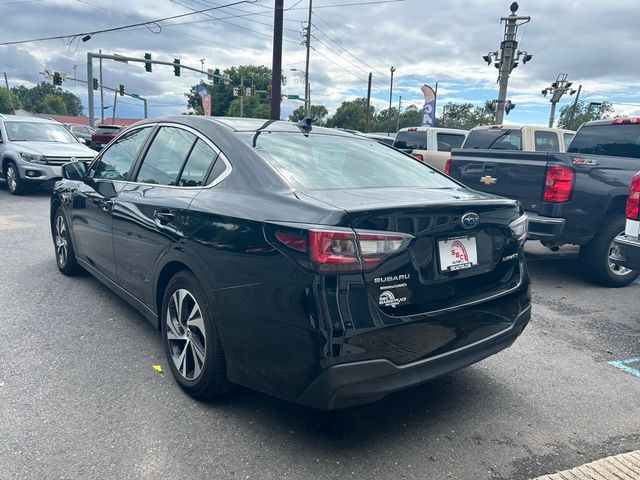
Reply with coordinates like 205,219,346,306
78,137,88,145
62,161,87,180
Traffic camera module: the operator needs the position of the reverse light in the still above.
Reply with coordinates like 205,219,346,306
444,157,452,176
543,165,574,202
509,214,528,245
626,172,640,220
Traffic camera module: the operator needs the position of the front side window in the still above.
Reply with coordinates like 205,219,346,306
254,132,457,190
436,133,465,152
92,127,152,180
534,131,560,152
136,127,197,186
5,121,78,143
393,130,427,150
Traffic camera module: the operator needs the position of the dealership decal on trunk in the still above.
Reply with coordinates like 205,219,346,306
378,290,407,308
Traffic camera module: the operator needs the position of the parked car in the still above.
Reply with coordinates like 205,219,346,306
462,124,575,153
65,123,95,144
363,132,395,146
393,126,468,172
611,171,640,271
51,116,531,410
0,114,96,195
90,125,124,151
448,118,640,287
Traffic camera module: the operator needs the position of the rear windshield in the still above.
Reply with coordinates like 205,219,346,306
393,130,426,150
95,126,121,135
436,133,465,151
253,132,457,190
463,129,522,150
567,124,640,158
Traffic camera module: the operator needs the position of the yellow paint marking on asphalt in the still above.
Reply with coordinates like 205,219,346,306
533,450,640,479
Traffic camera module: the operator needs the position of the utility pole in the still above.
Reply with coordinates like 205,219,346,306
3,72,15,114
271,0,283,120
396,95,402,132
482,2,532,124
99,49,105,124
567,84,582,130
364,72,372,133
303,0,313,117
240,76,244,118
542,73,577,128
386,66,396,134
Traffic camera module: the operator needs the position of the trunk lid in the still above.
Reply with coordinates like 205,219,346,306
299,187,523,317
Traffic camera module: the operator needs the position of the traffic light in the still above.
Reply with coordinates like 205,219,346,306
53,72,62,86
92,78,98,90
212,68,221,84
174,59,180,77
144,53,152,73
505,100,516,115
118,84,125,96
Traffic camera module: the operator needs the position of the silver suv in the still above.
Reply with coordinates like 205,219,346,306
0,115,96,195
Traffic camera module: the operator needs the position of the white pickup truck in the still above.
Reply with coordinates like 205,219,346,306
462,124,576,152
393,126,468,172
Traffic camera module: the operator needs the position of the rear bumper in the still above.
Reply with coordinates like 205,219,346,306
525,213,566,241
611,234,640,271
297,302,531,410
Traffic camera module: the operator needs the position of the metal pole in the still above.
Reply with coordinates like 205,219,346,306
112,89,117,125
387,66,395,134
240,76,244,118
3,72,15,114
143,98,148,119
396,95,402,132
99,49,104,124
567,84,582,130
495,16,518,125
364,72,372,133
303,0,312,117
270,0,283,120
87,53,94,128
548,101,557,128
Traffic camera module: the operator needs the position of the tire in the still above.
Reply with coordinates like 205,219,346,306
579,214,640,287
161,271,232,399
4,161,24,195
52,207,83,276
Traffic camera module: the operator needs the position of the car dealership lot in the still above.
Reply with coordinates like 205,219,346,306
0,186,638,480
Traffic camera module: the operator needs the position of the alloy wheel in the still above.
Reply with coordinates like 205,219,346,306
609,231,632,276
6,164,17,193
55,214,68,268
166,289,207,381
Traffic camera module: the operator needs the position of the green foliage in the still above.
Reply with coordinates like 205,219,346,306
440,102,494,130
288,105,329,126
557,100,615,130
0,88,21,114
325,98,373,131
11,82,82,115
186,64,283,118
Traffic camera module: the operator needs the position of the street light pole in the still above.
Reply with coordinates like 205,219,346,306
387,66,396,134
541,73,577,128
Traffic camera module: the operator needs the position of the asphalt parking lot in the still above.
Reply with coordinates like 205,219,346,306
0,184,638,480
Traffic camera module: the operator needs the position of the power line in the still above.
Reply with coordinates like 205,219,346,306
313,49,367,83
311,34,370,76
0,0,261,46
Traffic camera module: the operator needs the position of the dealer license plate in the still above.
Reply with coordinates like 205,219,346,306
438,236,478,272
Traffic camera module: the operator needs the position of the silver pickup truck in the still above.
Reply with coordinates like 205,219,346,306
0,114,96,195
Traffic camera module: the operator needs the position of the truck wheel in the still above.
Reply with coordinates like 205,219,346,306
580,215,640,287
4,161,24,195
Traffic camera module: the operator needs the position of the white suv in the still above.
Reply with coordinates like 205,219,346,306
0,115,96,195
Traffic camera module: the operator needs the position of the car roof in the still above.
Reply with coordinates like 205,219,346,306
397,126,468,134
471,124,576,134
0,114,59,124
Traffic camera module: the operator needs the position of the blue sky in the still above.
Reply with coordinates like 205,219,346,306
2,0,640,127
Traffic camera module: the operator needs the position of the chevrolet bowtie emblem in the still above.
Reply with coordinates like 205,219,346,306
480,175,497,185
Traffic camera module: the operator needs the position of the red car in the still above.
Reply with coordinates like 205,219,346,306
90,125,124,151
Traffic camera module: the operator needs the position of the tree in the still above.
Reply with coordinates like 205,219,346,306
11,82,82,115
557,100,614,130
440,102,494,130
0,88,20,114
289,104,329,125
325,98,372,131
186,64,284,118
43,94,67,114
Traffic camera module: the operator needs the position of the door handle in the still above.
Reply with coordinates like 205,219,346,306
154,211,175,226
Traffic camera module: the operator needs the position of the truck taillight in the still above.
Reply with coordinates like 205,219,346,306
543,165,574,202
626,173,640,220
444,157,452,176
412,153,424,161
273,228,413,273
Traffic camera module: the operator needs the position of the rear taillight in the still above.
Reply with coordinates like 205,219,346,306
273,228,413,273
412,153,424,161
626,173,640,220
444,157,452,176
543,165,574,202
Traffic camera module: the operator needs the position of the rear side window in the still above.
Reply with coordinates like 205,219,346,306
254,133,457,190
393,130,427,150
179,139,218,187
136,127,196,185
436,133,465,152
563,133,574,148
463,129,522,150
568,124,640,158
534,131,560,152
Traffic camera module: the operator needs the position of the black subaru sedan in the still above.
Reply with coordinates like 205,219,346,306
50,116,531,410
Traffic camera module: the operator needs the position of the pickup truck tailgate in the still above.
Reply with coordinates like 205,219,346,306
449,150,550,213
